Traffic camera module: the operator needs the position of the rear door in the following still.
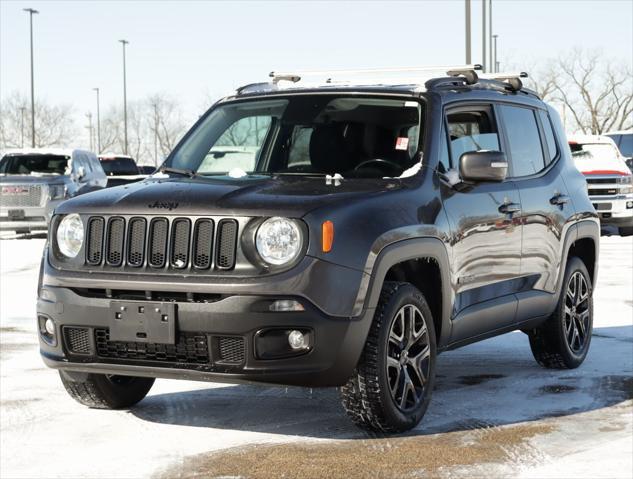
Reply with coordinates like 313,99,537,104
497,104,572,321
440,104,522,343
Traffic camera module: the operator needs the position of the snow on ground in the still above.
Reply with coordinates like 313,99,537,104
0,236,631,478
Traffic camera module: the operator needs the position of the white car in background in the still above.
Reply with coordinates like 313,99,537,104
569,134,633,236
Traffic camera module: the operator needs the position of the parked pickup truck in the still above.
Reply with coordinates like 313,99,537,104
98,154,147,188
0,149,106,233
569,135,633,236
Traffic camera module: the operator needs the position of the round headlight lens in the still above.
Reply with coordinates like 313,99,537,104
56,214,84,258
256,217,302,265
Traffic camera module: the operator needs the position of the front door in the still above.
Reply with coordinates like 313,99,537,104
440,104,522,343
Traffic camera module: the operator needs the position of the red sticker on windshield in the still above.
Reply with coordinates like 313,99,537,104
395,137,409,150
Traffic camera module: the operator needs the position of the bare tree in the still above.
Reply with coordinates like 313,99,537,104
0,91,77,149
528,49,633,134
147,94,188,164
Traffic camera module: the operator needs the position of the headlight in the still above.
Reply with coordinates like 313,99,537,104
256,217,302,266
56,214,84,258
49,184,67,200
617,175,632,184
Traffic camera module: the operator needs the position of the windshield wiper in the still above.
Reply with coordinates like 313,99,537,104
159,166,196,177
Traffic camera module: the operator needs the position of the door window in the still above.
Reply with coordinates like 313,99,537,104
499,105,545,177
538,110,558,164
446,109,500,165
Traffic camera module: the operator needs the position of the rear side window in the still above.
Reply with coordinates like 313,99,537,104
446,109,500,164
499,105,545,177
538,110,558,163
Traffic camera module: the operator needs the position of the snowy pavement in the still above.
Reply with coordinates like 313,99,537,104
0,236,631,478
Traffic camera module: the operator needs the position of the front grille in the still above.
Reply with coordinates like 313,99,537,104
64,327,92,354
106,217,125,266
149,218,168,268
586,178,616,184
95,329,210,364
588,188,617,196
86,218,105,265
170,219,191,268
85,215,239,272
127,218,146,267
216,219,238,270
0,184,44,207
217,336,245,364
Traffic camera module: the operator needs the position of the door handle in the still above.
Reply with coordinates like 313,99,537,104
499,202,521,214
550,194,569,206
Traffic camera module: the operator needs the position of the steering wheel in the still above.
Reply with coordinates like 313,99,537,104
354,159,402,175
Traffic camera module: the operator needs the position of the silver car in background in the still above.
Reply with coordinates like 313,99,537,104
0,149,106,234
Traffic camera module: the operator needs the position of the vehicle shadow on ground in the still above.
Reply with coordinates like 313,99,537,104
132,326,633,439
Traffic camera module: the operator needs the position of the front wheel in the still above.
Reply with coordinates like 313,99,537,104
59,371,155,409
618,226,633,237
340,282,436,433
529,257,593,369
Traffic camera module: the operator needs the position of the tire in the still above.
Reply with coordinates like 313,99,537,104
529,257,593,369
59,371,155,409
340,282,437,433
618,226,633,237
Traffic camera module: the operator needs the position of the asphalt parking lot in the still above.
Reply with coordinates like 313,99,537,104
1,235,631,479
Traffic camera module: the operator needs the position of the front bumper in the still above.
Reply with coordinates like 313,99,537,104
0,200,61,232
38,254,374,387
590,196,633,228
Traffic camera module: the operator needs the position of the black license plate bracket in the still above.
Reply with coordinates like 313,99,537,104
109,301,176,344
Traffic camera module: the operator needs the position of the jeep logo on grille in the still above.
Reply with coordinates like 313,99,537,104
148,201,178,210
2,186,29,195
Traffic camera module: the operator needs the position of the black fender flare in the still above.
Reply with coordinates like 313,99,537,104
554,219,600,298
354,236,453,348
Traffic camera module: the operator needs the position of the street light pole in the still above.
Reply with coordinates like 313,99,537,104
465,0,471,64
493,34,499,73
489,0,493,74
23,8,38,147
481,0,486,72
119,39,129,155
86,112,94,151
93,87,101,154
19,107,26,148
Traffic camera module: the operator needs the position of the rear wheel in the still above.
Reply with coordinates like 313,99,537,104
529,257,593,369
340,282,436,433
59,371,154,409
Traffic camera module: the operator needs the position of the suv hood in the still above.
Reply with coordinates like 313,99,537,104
55,175,405,217
573,155,630,176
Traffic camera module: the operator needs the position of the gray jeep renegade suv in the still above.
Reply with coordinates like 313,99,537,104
37,66,599,432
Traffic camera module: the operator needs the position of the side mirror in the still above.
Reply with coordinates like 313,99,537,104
459,151,508,182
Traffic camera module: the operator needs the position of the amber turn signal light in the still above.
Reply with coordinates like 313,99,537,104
322,221,334,253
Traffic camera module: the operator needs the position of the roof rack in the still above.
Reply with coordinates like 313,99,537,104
235,65,533,97
269,64,483,85
480,72,528,91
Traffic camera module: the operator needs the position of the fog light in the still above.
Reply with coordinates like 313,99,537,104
44,318,55,336
288,330,307,350
269,300,305,312
626,201,633,209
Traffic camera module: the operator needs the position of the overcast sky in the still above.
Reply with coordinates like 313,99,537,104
2,0,632,139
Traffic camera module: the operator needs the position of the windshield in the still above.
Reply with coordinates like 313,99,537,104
0,154,70,175
99,157,138,175
569,143,620,161
168,95,423,179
